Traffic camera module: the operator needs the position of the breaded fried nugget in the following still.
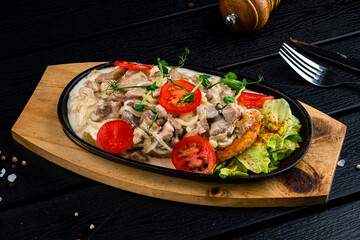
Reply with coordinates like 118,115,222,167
215,121,261,162
83,131,98,147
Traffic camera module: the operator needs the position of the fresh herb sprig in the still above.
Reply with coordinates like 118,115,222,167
139,48,190,129
103,49,190,130
141,48,190,105
215,73,263,110
171,74,211,103
106,80,158,96
134,104,158,130
166,79,193,103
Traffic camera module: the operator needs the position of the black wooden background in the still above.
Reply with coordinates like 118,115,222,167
1,0,360,239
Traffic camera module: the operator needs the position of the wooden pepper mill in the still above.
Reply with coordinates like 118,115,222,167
219,0,281,32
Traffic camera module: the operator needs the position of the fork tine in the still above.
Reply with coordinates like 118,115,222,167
279,49,316,83
282,43,323,72
281,44,322,78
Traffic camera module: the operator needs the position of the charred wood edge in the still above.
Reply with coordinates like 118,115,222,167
203,191,360,239
0,3,219,61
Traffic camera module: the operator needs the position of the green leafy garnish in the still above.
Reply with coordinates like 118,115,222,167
133,49,190,129
105,79,158,97
215,73,263,110
173,48,190,68
196,74,211,89
176,74,207,103
134,104,158,130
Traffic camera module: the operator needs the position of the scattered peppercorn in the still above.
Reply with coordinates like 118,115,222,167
188,2,195,8
356,164,360,170
22,160,27,166
11,164,17,170
74,212,79,217
12,157,18,163
1,155,6,161
89,224,95,230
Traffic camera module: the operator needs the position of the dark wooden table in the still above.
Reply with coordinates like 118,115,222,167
1,1,360,239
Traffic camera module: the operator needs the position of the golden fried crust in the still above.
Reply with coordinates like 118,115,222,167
215,122,262,162
83,131,98,147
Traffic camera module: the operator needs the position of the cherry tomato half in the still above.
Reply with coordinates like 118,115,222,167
171,136,216,174
114,61,154,71
238,92,274,109
159,79,202,114
96,120,133,153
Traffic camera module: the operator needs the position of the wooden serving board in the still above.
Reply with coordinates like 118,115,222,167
12,62,347,207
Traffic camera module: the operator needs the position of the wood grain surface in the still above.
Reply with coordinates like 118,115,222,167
11,62,346,207
2,0,360,238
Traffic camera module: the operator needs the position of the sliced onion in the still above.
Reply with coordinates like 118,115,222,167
174,115,198,127
133,127,151,149
217,134,237,148
209,133,227,141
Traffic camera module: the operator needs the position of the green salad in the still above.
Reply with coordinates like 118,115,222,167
211,99,302,178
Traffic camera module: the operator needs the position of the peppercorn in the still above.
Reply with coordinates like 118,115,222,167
1,155,6,161
22,160,27,166
11,164,17,170
12,157,18,163
9,182,15,188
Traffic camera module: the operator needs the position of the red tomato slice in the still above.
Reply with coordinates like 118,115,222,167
114,61,154,71
238,92,274,109
171,136,216,174
97,120,133,153
159,79,202,114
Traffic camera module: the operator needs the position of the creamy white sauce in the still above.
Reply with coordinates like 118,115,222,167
68,66,117,140
67,64,261,167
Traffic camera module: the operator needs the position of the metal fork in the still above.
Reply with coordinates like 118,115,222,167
279,43,358,87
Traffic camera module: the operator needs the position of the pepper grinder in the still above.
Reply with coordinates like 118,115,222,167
219,0,281,32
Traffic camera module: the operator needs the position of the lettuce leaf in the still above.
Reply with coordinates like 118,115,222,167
211,158,249,178
212,98,303,178
219,158,249,178
235,143,271,174
262,99,301,137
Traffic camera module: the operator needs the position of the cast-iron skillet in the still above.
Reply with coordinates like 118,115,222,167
57,62,313,183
